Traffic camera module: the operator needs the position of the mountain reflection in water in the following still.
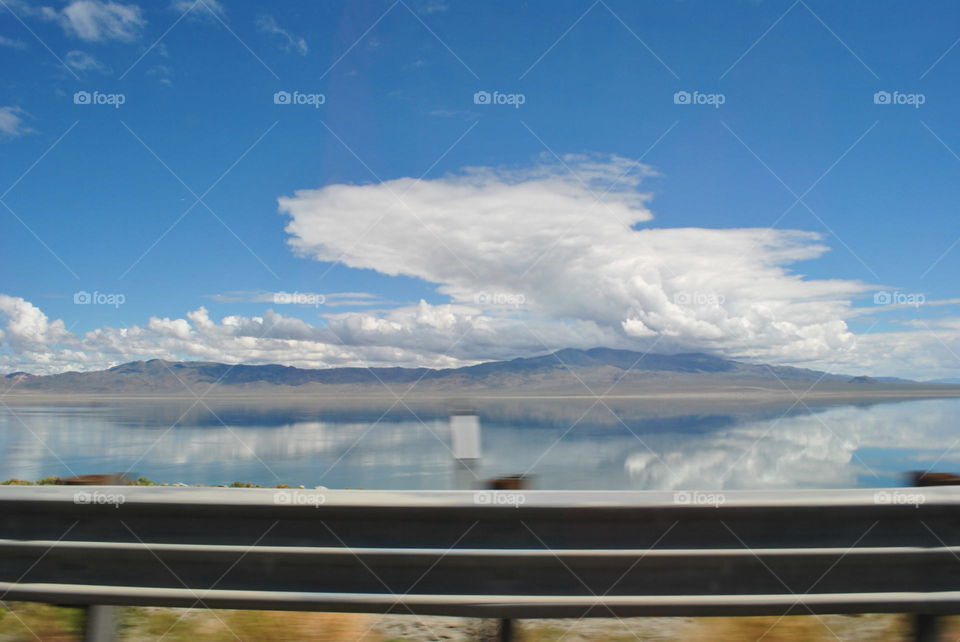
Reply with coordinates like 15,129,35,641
0,397,956,490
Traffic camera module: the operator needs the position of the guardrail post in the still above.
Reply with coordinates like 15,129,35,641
497,617,514,641
912,614,938,642
84,605,117,642
910,470,959,642
66,475,124,641
488,474,528,642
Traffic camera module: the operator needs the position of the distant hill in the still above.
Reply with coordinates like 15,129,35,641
6,347,953,398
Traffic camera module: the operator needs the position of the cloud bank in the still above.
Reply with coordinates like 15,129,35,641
2,156,958,378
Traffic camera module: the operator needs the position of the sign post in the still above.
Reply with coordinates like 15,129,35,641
449,409,481,489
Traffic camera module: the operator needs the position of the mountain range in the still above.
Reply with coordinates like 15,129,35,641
4,348,952,398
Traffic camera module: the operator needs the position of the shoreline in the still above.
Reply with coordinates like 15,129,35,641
4,387,960,404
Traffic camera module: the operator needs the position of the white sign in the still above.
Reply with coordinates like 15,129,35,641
450,413,481,460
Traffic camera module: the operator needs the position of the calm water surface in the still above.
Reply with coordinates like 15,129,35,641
1,397,957,490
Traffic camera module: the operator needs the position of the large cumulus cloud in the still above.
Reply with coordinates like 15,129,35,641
281,155,866,363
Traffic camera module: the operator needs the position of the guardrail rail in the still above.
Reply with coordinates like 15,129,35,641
0,486,958,641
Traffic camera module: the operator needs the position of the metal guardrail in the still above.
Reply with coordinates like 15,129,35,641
1,486,959,640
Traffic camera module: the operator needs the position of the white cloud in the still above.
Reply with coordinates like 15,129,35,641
626,401,960,490
0,296,72,349
0,292,613,375
802,321,960,379
0,107,32,138
3,157,960,379
171,0,225,21
2,293,960,379
257,14,307,55
147,63,173,85
65,49,109,73
0,36,27,49
207,290,389,308
42,0,144,42
281,155,867,365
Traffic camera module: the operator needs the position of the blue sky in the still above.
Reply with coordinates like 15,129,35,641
2,0,960,378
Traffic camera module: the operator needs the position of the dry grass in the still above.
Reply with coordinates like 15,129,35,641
685,614,907,641
120,608,382,641
0,604,382,642
493,614,921,642
4,604,960,641
0,602,84,641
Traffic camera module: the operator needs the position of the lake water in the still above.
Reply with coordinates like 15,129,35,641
1,397,958,490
